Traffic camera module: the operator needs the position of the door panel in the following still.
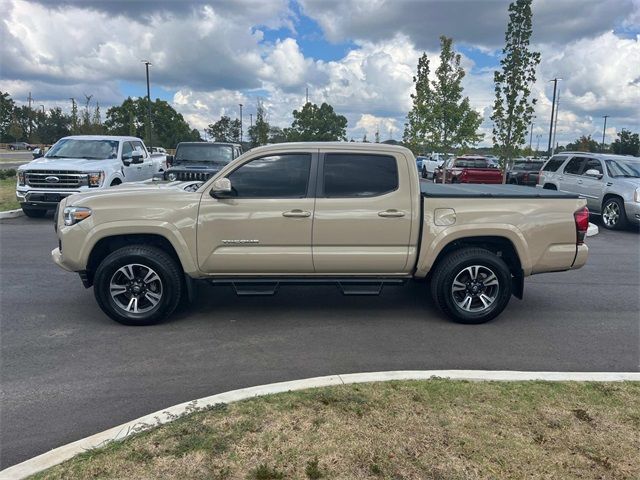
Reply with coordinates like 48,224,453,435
577,158,605,211
558,156,585,194
197,151,316,274
312,151,413,274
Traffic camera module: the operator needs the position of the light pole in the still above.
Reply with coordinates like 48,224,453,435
601,115,609,152
536,134,542,154
239,103,243,143
529,115,535,151
547,78,561,154
40,104,45,115
141,60,153,146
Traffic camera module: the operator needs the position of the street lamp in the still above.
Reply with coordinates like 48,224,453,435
601,115,609,152
141,60,153,146
529,115,536,151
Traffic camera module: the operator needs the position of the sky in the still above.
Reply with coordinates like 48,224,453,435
1,0,639,148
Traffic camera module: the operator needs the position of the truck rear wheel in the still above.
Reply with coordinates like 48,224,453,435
93,245,183,326
430,248,512,324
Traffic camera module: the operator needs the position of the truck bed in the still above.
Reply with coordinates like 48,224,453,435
421,182,579,199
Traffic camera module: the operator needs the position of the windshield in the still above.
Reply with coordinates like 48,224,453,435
605,158,640,178
45,139,119,160
175,144,234,164
513,162,543,171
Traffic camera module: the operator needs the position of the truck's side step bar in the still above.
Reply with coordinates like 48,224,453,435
206,277,409,297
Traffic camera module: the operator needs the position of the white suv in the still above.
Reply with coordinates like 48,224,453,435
537,152,640,229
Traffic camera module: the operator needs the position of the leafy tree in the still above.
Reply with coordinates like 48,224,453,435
403,53,433,152
565,135,599,152
0,91,16,143
491,0,541,182
35,107,71,144
268,126,287,144
205,115,241,143
284,102,347,141
611,129,639,156
248,100,270,147
105,97,199,148
362,133,369,143
403,38,482,154
8,117,23,142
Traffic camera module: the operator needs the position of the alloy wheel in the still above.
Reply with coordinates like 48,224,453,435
451,265,500,313
109,263,163,314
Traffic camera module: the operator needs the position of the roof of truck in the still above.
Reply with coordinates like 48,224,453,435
245,141,413,155
60,135,143,141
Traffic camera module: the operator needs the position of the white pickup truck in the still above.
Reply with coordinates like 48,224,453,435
16,135,165,217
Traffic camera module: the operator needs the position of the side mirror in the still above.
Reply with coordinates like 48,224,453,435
584,169,603,179
131,153,144,164
209,177,232,198
166,155,174,167
32,149,43,159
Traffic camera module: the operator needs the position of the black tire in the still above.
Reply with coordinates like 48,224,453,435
430,248,512,324
421,167,428,179
508,178,518,185
21,206,47,218
110,179,122,187
601,197,628,230
9,145,15,151
93,245,183,326
543,184,557,190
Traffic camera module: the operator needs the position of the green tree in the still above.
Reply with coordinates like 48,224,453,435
205,115,241,143
0,91,16,143
8,117,23,142
284,102,347,141
491,0,541,183
403,38,482,154
105,97,199,148
565,135,599,152
611,129,639,156
403,53,433,152
248,99,270,147
268,126,286,143
35,107,71,144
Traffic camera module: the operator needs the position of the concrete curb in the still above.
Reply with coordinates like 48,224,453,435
587,222,599,236
2,370,639,479
0,209,23,219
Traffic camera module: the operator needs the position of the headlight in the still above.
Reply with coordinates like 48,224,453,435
87,171,104,187
63,206,92,226
635,188,640,203
167,172,177,181
17,170,25,186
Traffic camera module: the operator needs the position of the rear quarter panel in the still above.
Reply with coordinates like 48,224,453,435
416,196,587,277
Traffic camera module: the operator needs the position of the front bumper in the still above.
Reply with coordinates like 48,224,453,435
624,201,640,225
51,247,73,272
17,189,79,207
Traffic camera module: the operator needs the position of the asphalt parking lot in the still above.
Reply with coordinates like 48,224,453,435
1,214,639,469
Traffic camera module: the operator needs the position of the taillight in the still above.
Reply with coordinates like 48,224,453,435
574,206,589,244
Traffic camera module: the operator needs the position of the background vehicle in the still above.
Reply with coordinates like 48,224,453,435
150,146,167,155
161,142,242,182
7,141,34,151
416,155,444,179
537,152,640,229
53,143,588,327
434,156,503,184
16,135,162,217
507,159,545,186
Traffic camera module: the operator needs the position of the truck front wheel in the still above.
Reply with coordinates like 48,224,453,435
430,248,512,324
93,245,183,326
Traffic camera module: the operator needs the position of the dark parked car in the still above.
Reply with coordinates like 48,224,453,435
7,141,34,151
161,142,243,182
507,160,545,186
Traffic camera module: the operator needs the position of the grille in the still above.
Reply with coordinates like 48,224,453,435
25,170,85,189
175,171,211,181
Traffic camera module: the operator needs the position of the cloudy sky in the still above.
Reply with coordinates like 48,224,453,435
1,0,639,147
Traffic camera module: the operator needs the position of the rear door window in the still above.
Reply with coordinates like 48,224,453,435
322,154,398,197
582,158,603,175
563,157,586,175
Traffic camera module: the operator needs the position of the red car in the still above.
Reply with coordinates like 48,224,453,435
434,156,503,184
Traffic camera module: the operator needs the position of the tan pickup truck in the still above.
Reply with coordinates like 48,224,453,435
52,142,589,326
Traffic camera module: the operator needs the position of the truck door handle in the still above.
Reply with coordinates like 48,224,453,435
282,209,311,218
378,209,405,218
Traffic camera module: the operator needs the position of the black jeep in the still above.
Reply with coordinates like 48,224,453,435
163,142,243,182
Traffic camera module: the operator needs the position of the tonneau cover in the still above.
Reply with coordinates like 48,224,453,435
421,182,579,199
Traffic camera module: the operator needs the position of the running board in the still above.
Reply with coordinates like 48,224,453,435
206,277,409,297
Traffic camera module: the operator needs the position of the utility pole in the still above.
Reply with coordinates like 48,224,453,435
250,113,253,128
141,60,153,147
536,134,542,154
69,97,77,134
27,92,33,141
40,105,45,115
529,115,535,151
305,86,309,104
547,78,560,154
239,103,243,143
601,115,609,152
551,88,560,155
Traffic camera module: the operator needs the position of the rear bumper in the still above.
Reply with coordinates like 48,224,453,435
624,201,640,224
572,244,589,270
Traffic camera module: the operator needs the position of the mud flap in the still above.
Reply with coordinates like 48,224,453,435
512,270,524,300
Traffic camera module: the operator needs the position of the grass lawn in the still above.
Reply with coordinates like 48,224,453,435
32,380,640,479
0,176,19,211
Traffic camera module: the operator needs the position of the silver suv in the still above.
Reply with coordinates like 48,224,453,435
537,152,640,230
